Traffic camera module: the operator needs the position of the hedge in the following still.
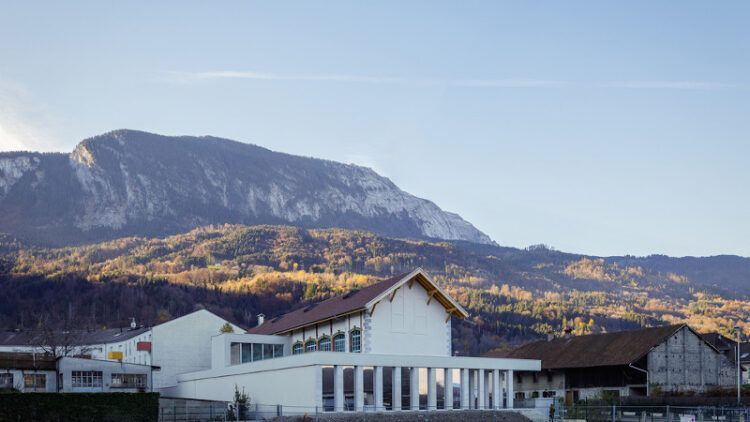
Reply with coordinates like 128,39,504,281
0,392,159,422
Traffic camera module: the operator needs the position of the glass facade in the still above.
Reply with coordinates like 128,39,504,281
230,342,284,365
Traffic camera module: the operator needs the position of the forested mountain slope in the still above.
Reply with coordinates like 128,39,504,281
2,225,748,355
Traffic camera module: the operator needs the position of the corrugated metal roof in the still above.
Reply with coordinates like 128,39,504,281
0,326,149,347
494,324,686,369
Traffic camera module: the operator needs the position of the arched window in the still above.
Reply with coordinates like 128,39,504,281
305,338,317,353
318,336,331,352
333,333,346,352
350,328,361,353
292,342,304,355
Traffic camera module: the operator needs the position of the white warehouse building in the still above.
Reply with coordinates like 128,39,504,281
164,268,541,414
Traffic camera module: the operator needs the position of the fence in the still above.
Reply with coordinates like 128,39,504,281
560,405,750,422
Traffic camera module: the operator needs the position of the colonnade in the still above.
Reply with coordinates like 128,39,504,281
331,366,515,412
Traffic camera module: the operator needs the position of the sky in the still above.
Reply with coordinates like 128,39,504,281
0,1,748,257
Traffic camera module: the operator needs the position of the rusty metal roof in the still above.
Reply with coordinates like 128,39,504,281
495,324,687,369
0,352,57,371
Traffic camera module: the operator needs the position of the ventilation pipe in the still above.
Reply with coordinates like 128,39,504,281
257,314,265,326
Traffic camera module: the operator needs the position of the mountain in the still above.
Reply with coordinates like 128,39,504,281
2,224,749,355
0,130,492,246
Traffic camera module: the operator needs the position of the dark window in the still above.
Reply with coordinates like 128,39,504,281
241,343,252,363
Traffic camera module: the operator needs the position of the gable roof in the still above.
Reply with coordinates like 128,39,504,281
247,268,468,335
495,324,692,369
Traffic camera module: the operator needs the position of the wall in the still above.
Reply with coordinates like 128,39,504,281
58,357,151,392
101,331,153,365
171,365,322,408
648,326,735,393
367,280,451,356
288,313,365,354
151,309,243,388
513,370,565,399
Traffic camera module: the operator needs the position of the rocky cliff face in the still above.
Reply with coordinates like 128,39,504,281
0,130,493,246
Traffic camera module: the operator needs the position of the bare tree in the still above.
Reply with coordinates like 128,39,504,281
31,313,92,358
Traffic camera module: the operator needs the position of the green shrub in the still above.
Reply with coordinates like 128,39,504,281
0,392,159,422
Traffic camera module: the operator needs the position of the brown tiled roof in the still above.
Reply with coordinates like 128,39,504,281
494,324,687,369
247,273,409,335
0,352,57,370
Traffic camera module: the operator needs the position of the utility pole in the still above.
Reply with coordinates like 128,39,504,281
735,325,742,407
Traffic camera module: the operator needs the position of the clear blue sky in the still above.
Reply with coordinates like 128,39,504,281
1,1,748,257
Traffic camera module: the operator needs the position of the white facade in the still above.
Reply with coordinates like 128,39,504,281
367,280,452,356
58,357,152,392
164,269,541,413
151,309,244,389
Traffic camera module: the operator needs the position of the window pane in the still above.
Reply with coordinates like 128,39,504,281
350,329,361,353
252,343,263,361
263,344,273,360
333,334,345,352
292,343,303,355
305,340,317,352
241,343,252,363
230,343,241,365
319,337,331,352
0,373,13,388
274,344,284,358
24,374,45,389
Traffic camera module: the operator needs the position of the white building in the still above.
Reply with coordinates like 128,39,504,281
0,352,152,393
0,308,244,391
164,268,541,414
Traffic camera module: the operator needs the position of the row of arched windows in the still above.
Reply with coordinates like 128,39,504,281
292,328,361,355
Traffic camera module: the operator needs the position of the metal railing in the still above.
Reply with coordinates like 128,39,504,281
159,397,520,421
559,405,750,422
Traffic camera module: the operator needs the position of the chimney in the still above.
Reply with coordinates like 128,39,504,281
257,314,265,326
130,317,137,330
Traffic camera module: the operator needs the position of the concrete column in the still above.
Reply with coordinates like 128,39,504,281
485,370,492,409
506,370,514,409
443,368,453,410
392,367,402,411
469,369,476,409
478,369,486,410
374,366,384,412
427,368,437,411
492,369,501,410
410,367,420,410
334,365,344,412
354,365,364,412
460,368,470,409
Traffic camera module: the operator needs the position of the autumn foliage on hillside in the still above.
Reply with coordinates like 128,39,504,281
1,224,749,356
